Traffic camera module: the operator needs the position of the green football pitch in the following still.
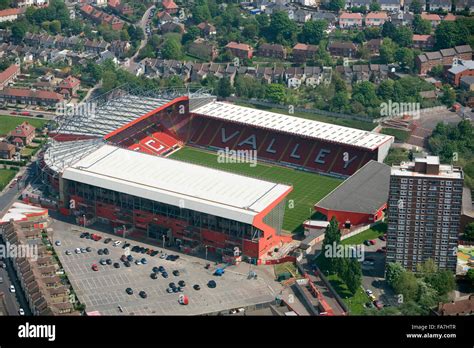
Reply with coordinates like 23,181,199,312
169,146,343,234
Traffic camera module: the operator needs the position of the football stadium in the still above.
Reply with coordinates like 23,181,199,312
38,87,394,262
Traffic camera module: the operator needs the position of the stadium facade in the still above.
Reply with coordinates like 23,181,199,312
38,87,394,261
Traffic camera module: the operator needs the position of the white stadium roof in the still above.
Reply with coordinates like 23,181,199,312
62,145,291,224
192,101,392,150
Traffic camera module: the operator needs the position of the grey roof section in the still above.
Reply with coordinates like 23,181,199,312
461,76,474,85
315,160,390,214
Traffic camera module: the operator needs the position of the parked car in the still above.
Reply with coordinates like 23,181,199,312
207,280,217,288
369,240,376,245
113,262,120,268
100,259,107,265
365,289,373,296
172,270,180,276
141,258,147,264
113,241,122,247
158,266,165,273
122,243,130,249
92,264,98,271
178,280,186,287
379,235,386,241
9,285,15,293
124,261,131,267
120,255,127,262
104,238,112,244
65,250,72,255
55,240,61,246
363,240,371,246
193,284,201,291
19,308,25,315
139,291,147,298
75,248,81,254
98,249,104,255
103,248,109,255
151,273,158,279
126,288,133,295
80,248,87,253
135,259,142,265
166,288,173,293
162,272,169,278
127,255,133,262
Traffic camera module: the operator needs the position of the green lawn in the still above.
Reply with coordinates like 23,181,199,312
0,115,49,136
0,169,17,191
380,128,410,143
170,146,343,234
341,223,387,245
234,101,376,131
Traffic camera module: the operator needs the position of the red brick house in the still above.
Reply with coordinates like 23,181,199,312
447,60,474,87
257,43,287,60
412,34,434,50
292,43,318,62
57,76,81,99
0,64,20,90
197,22,217,37
0,87,64,106
0,141,15,159
328,42,358,58
162,0,178,14
416,45,473,75
8,122,36,147
225,42,253,59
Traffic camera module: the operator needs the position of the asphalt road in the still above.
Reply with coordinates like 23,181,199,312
0,162,39,316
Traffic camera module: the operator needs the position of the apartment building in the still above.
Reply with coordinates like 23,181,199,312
386,156,463,272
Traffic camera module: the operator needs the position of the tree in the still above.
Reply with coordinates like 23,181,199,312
265,11,298,46
386,262,405,285
161,38,183,60
409,0,424,14
392,271,419,302
466,269,474,287
381,21,396,38
395,47,414,71
327,0,345,12
440,85,456,107
427,270,455,296
369,1,381,11
331,91,349,112
393,27,413,47
265,84,286,103
321,217,342,273
416,259,438,276
11,22,27,43
377,79,395,101
342,258,362,294
352,81,380,108
379,38,397,64
182,26,200,44
191,3,211,24
416,280,438,311
413,14,432,35
435,21,469,49
216,77,233,98
300,20,327,45
464,222,474,241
